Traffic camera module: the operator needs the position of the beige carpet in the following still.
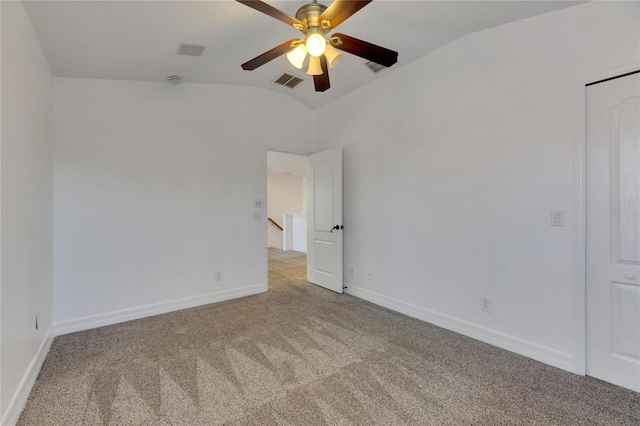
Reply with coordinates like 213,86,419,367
18,248,640,425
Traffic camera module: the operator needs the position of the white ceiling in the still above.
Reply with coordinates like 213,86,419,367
267,151,308,176
23,0,585,109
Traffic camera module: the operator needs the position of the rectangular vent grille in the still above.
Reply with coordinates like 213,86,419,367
274,73,304,89
177,43,206,56
364,61,387,74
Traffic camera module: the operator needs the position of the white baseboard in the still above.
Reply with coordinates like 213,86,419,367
291,245,307,254
1,325,54,426
54,283,266,336
345,284,575,372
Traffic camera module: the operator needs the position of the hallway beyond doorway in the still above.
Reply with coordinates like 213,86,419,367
268,247,306,289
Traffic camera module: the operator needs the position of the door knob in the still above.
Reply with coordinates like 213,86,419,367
625,273,637,280
329,225,344,233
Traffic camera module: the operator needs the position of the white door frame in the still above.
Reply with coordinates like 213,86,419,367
263,147,311,289
572,63,640,375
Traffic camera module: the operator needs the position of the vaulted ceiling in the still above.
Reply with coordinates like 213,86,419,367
23,0,585,109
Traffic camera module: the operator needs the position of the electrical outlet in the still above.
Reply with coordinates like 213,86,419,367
349,266,355,277
551,210,564,226
480,297,492,313
253,199,263,208
215,271,223,281
253,210,262,220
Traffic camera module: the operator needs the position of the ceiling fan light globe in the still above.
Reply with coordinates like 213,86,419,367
286,44,307,69
306,55,323,76
306,33,327,57
324,44,343,68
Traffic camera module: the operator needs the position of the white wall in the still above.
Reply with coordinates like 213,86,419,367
290,215,307,253
267,173,305,249
302,176,308,215
52,79,313,331
314,1,640,372
1,1,54,423
282,215,307,253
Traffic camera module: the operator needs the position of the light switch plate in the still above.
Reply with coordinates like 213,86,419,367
254,210,262,220
551,210,564,226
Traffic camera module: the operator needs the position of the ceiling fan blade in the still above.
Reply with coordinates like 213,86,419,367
241,39,299,70
317,0,372,30
331,33,398,67
236,0,306,29
313,56,330,92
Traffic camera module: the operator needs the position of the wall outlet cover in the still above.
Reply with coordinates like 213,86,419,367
551,210,564,226
480,297,492,313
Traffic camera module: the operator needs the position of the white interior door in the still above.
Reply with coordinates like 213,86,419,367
586,71,640,392
307,147,343,293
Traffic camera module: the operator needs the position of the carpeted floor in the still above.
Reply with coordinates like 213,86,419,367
18,248,640,425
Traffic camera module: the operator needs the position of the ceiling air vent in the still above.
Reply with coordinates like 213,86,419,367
176,43,206,57
364,60,387,74
273,73,304,89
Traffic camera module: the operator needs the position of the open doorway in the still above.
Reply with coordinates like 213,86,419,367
266,151,308,289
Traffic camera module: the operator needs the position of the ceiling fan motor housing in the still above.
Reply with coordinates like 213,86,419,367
295,2,328,32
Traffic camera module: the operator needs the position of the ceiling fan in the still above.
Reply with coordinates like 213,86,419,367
236,0,398,92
